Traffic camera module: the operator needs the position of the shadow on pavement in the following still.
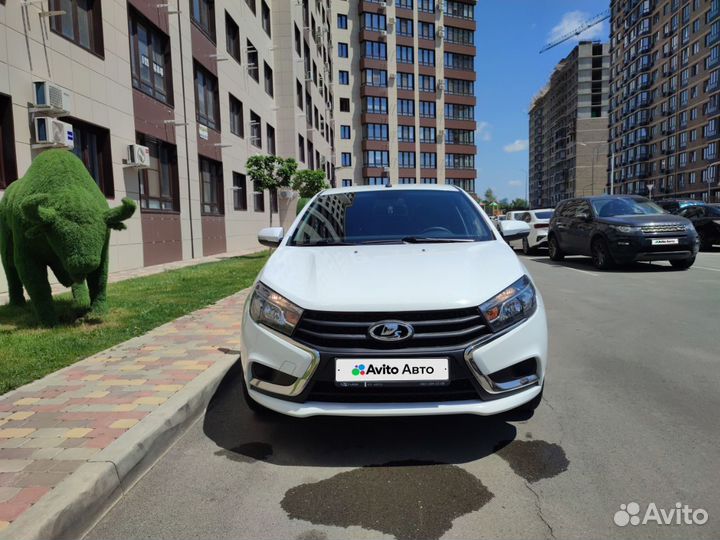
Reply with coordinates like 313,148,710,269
203,361,520,468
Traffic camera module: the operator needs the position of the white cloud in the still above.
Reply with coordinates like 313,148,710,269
503,139,529,153
548,11,607,44
508,180,523,188
477,122,492,142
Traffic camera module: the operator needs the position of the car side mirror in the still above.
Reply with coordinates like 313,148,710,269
498,220,530,242
258,227,284,248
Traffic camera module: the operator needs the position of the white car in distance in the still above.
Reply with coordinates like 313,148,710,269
507,209,555,254
241,185,547,418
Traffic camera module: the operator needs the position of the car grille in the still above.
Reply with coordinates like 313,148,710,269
293,307,491,351
641,224,686,234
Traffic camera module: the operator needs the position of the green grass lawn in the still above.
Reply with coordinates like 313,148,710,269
0,251,269,394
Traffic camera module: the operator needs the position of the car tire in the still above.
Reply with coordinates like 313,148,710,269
670,256,695,270
591,238,615,270
548,235,564,261
522,237,536,255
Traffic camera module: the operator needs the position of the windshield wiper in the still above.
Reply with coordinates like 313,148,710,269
401,236,476,244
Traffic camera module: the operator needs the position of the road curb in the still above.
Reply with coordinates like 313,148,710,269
0,355,235,540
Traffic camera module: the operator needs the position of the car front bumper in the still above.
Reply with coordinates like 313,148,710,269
240,297,548,417
607,233,699,263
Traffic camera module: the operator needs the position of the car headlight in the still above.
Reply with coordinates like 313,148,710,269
249,282,303,335
480,275,537,332
610,224,641,234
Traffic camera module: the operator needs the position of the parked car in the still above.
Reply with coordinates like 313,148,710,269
508,209,554,254
655,198,705,214
547,195,699,270
241,185,547,418
677,204,720,250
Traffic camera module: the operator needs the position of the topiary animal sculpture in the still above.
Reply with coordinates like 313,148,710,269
0,149,136,326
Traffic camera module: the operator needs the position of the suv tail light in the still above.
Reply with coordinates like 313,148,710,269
534,223,548,229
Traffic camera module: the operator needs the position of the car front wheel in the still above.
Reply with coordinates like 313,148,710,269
670,256,695,270
548,235,564,261
522,237,536,255
591,238,615,270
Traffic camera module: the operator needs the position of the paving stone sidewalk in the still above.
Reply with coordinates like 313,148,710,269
0,289,250,532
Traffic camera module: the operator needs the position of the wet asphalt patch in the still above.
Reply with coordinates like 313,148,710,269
281,460,493,540
494,440,569,483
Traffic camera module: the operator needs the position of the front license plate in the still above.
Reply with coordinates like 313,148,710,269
335,358,449,383
651,238,679,245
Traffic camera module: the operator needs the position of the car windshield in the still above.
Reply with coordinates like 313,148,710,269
288,189,494,246
534,211,553,219
591,198,665,218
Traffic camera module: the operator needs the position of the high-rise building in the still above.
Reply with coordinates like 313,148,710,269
529,42,610,208
608,0,719,202
331,0,477,192
0,0,334,295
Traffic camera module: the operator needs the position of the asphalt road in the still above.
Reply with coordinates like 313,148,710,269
85,251,720,540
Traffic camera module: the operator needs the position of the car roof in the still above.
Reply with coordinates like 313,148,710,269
320,184,461,196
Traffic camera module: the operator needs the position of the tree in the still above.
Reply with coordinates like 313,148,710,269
246,155,298,226
510,198,529,210
484,188,497,204
292,169,330,213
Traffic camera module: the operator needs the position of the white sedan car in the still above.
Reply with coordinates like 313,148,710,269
241,185,548,418
508,209,554,254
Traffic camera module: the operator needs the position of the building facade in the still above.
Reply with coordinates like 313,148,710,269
608,0,719,202
529,42,610,208
331,0,477,192
0,0,335,295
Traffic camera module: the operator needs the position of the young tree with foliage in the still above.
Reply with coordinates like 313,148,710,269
245,155,298,226
484,188,497,204
292,169,330,212
510,198,529,210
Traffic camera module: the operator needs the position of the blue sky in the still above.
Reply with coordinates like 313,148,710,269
474,0,609,201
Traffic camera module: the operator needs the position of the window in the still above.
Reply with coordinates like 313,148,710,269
233,172,247,211
397,72,414,90
264,62,274,96
337,14,348,29
364,96,388,114
342,179,352,187
421,177,437,184
420,152,436,168
245,0,256,14
253,181,265,212
229,94,244,137
364,150,389,167
398,125,415,142
444,52,474,70
137,134,179,212
418,0,435,13
128,10,172,104
338,42,349,57
247,39,259,82
362,69,387,87
364,123,388,141
266,124,276,155
445,153,475,169
294,25,301,55
200,157,223,215
399,177,417,184
0,93,18,189
194,63,219,130
363,41,387,59
225,12,240,63
50,0,104,55
443,0,474,19
445,78,473,95
420,127,436,143
418,48,435,66
64,117,113,197
261,1,271,36
250,110,261,147
418,21,435,40
341,125,351,139
445,26,473,44
399,151,416,168
362,12,386,31
190,0,215,40
270,189,278,214
341,152,352,167
339,70,349,85
296,80,303,109
419,74,435,92
446,129,474,145
298,134,305,162
420,101,436,118
340,98,351,112
398,99,414,116
397,45,414,63
396,17,414,36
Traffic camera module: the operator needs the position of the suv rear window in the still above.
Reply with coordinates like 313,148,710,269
289,190,494,246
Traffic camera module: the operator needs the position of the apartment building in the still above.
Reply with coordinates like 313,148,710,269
529,42,610,208
331,0,477,192
0,0,335,295
608,0,719,201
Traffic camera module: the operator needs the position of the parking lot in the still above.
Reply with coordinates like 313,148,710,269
86,251,720,540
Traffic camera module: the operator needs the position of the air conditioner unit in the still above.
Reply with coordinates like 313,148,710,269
126,144,151,168
436,1,443,12
437,26,444,39
437,79,444,92
34,117,74,149
32,81,73,114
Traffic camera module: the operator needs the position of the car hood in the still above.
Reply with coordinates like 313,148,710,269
599,214,690,226
259,241,527,312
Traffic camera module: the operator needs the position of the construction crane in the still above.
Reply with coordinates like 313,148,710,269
539,9,611,53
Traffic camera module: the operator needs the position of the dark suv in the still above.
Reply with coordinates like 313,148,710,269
547,196,698,270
